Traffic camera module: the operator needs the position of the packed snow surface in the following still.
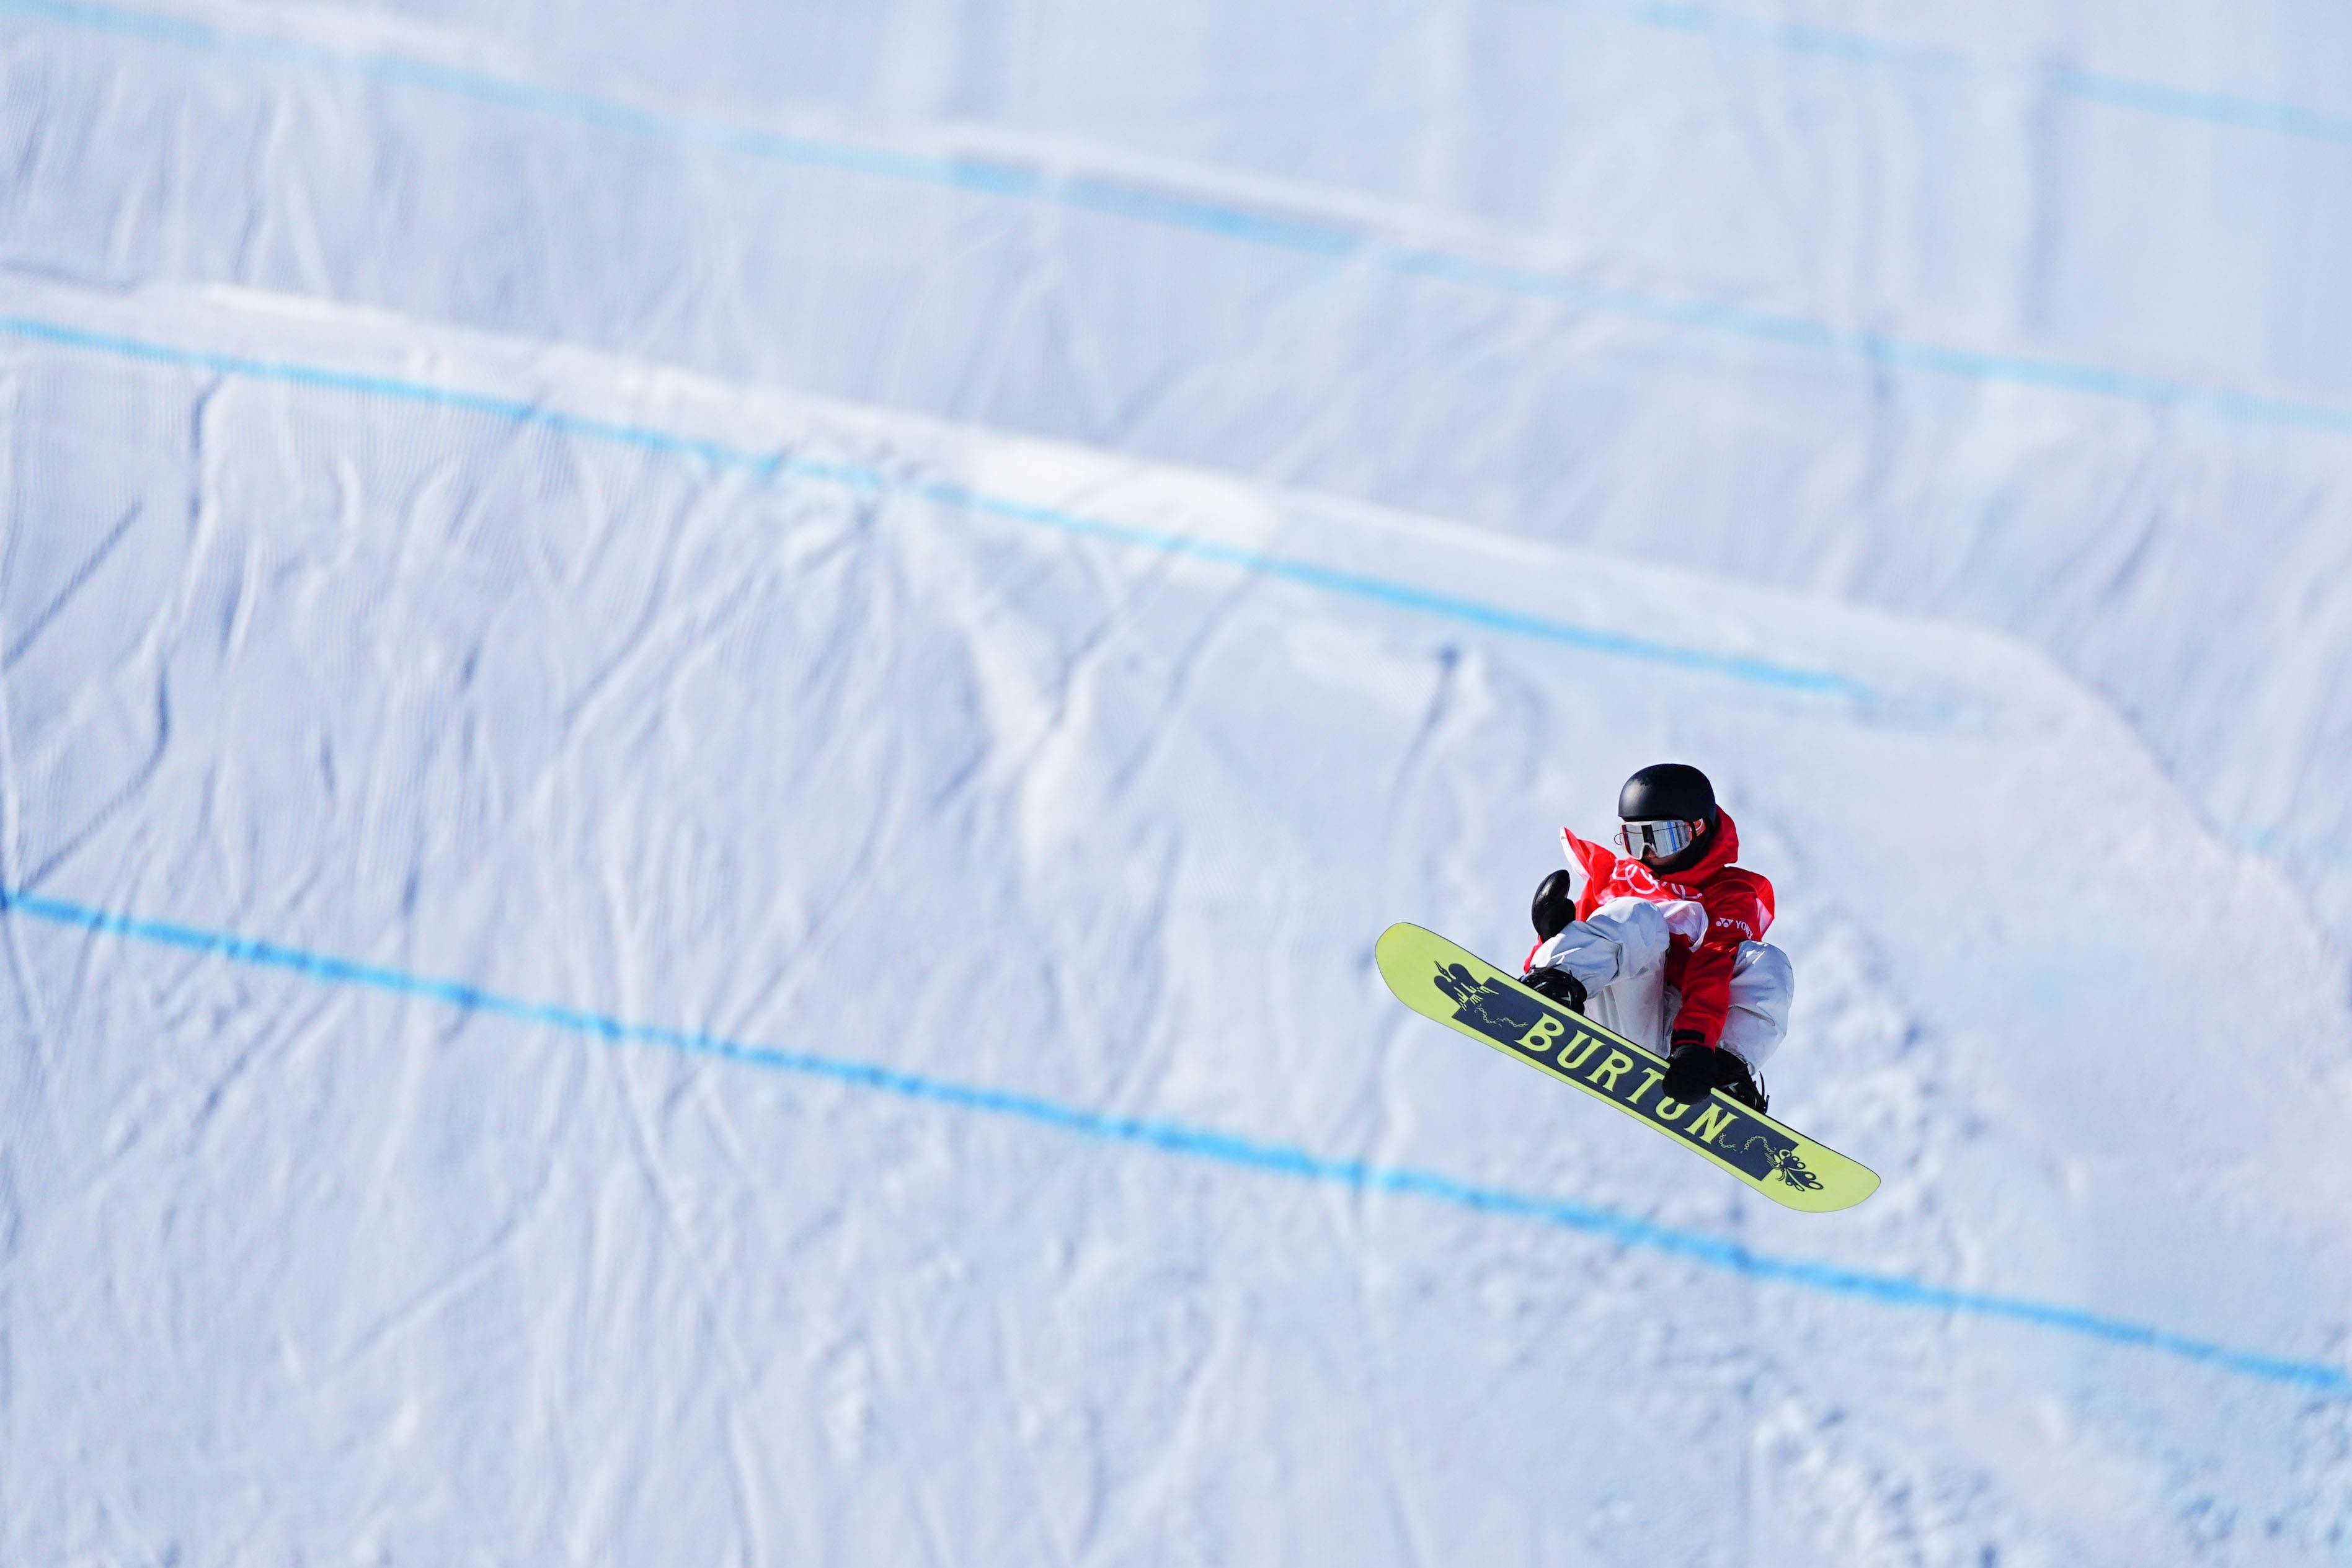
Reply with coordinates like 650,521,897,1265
4,2,2351,1563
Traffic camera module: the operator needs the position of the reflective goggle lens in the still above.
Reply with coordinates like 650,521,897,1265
1614,818,1697,859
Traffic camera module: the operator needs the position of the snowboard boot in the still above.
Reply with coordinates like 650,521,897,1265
1520,965,1586,1012
1713,1050,1768,1115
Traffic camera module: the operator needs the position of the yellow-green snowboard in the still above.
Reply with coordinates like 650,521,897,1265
1376,923,1878,1213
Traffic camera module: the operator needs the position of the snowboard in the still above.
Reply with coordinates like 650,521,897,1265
1375,923,1878,1213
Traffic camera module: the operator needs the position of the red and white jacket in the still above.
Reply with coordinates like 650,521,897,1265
1528,810,1775,1051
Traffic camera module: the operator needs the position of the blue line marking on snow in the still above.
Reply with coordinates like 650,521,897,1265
9,0,2352,435
2048,64,2352,147
1377,249,2352,433
1516,0,2352,150
0,0,1362,260
0,313,1875,702
5,881,2345,1399
20,0,2352,152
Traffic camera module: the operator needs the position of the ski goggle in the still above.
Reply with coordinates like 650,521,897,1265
1614,818,1700,860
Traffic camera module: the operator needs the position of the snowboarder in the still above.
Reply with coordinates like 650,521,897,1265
1519,763,1791,1113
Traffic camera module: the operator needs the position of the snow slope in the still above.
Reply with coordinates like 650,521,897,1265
4,275,2349,1564
4,2,2352,1562
6,0,2352,936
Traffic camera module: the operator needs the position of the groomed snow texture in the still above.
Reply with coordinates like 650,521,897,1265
3,2,2351,1563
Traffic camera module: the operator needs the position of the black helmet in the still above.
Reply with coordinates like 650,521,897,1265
1618,763,1716,824
1615,764,1718,867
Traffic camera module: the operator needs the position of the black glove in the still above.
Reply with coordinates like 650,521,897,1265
1662,1032,1716,1104
1520,965,1586,1012
1530,869,1578,942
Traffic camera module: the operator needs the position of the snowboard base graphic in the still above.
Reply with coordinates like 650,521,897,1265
1376,923,1878,1213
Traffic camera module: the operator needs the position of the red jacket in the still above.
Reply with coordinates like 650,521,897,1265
1545,810,1775,1051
